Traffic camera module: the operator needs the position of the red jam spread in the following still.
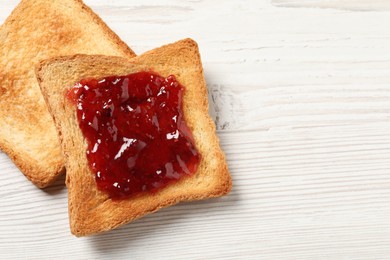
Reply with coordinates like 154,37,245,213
67,72,200,200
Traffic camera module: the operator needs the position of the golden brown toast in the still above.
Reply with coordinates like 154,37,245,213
0,0,135,187
36,39,232,236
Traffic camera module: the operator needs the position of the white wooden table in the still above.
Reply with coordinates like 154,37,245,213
1,0,390,259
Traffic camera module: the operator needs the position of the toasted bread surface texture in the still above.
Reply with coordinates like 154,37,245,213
0,0,135,187
37,39,232,236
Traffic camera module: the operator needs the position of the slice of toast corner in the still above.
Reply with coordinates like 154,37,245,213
36,38,232,236
0,0,136,187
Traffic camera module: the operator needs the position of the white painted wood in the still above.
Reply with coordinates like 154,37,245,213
1,0,390,259
272,0,390,11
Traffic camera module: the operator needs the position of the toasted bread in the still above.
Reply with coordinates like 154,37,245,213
0,0,135,187
36,38,232,236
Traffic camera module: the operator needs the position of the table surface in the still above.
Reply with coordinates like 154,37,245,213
1,0,390,259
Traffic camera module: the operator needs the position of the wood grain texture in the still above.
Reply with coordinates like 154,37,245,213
1,0,390,259
272,0,390,11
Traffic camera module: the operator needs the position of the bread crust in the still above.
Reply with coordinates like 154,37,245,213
0,0,135,188
37,39,232,236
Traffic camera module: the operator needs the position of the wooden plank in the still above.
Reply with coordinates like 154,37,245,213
272,0,390,11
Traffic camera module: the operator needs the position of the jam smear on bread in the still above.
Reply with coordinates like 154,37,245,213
67,72,200,199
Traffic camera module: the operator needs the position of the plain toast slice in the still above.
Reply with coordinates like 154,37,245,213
0,0,135,187
37,39,232,236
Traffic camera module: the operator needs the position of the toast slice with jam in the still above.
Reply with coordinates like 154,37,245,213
36,39,232,236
